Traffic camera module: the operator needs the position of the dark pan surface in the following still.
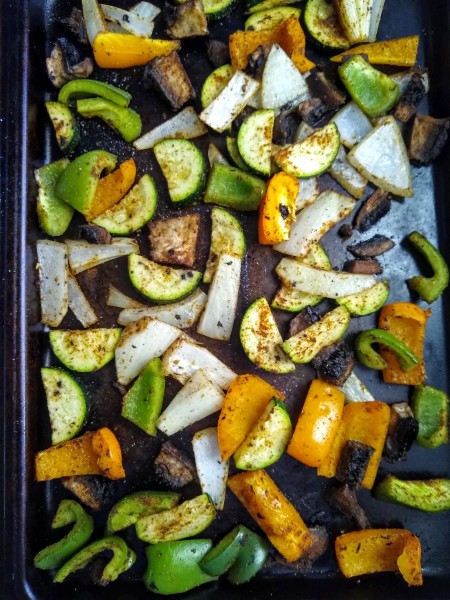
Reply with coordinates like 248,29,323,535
1,0,450,597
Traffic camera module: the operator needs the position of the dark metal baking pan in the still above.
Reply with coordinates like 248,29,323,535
1,0,450,597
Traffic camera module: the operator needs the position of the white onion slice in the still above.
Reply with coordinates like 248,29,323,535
37,240,69,327
68,275,98,328
261,44,310,110
129,1,161,22
134,107,208,151
340,371,376,403
192,427,229,510
329,145,367,199
208,143,230,167
82,0,108,46
368,0,386,41
66,238,139,274
331,102,372,149
107,285,146,309
276,260,377,298
100,4,155,37
294,121,315,143
295,176,319,212
274,190,355,257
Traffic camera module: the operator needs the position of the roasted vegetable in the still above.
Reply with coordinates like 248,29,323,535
149,214,200,268
355,328,420,372
154,441,197,489
407,114,450,165
93,33,180,68
411,385,449,449
106,491,180,534
331,35,420,67
406,231,449,303
383,403,418,462
375,476,450,512
258,172,298,245
143,51,196,110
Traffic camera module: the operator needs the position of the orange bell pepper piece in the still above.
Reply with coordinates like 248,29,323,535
258,172,298,245
35,427,126,481
228,470,312,561
317,401,390,489
335,529,423,586
378,302,430,385
330,35,419,67
93,33,180,69
218,374,284,460
287,379,345,468
86,158,136,221
274,16,315,73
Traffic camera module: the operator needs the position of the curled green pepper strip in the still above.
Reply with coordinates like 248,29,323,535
407,231,449,304
199,525,247,577
77,97,142,143
355,328,420,371
53,535,136,584
411,385,449,448
34,500,94,570
227,527,270,585
58,79,131,107
375,475,450,512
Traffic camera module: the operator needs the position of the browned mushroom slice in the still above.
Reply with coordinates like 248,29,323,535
60,8,89,46
311,341,355,386
306,69,347,107
79,224,113,245
166,0,208,39
149,214,200,268
273,112,300,146
344,258,383,275
288,306,321,338
297,97,336,127
61,475,115,510
154,441,196,489
393,68,429,123
408,113,450,165
335,440,374,488
246,44,271,79
354,188,391,232
348,235,395,258
143,51,196,111
206,39,230,68
327,483,371,530
46,37,93,88
383,402,419,463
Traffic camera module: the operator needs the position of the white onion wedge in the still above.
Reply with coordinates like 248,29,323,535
208,143,230,167
276,260,377,298
295,177,319,212
37,240,69,328
100,4,155,37
118,289,207,328
368,0,385,41
156,370,224,436
261,44,310,110
356,0,372,43
107,285,146,309
340,371,376,403
66,239,139,274
294,121,315,143
334,0,363,44
115,317,181,385
192,427,228,510
274,190,355,257
162,338,237,389
199,71,260,133
329,145,367,199
331,102,372,149
82,0,108,46
347,116,413,197
134,107,207,151
197,254,241,341
68,275,98,328
130,1,161,21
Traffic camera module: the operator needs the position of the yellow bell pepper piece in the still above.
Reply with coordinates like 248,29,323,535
93,33,180,69
287,379,345,468
228,470,312,562
330,35,419,67
335,528,423,586
258,172,298,245
86,158,136,221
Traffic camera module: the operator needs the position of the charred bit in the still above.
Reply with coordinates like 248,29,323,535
393,69,429,123
154,441,197,489
246,44,271,79
60,7,89,45
297,97,336,128
61,475,115,511
383,402,419,463
273,112,299,146
79,224,113,245
46,37,93,88
354,188,392,232
311,341,355,387
336,440,374,488
306,69,347,107
348,235,395,258
338,223,353,240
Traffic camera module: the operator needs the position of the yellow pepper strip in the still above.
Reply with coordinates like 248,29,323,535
93,33,180,69
217,374,284,460
228,470,312,562
86,158,136,221
330,35,419,67
378,302,430,385
35,427,126,481
317,401,390,489
335,529,423,586
287,379,345,468
258,172,298,245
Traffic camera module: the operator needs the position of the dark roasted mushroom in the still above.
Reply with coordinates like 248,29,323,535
154,441,196,489
60,7,89,45
143,51,195,111
246,44,271,79
348,235,395,258
79,224,113,245
206,40,230,68
327,484,371,529
383,402,419,462
354,188,391,232
338,223,353,240
263,526,329,572
297,97,336,127
335,440,374,488
166,0,208,39
407,113,450,165
46,37,93,88
311,341,355,386
393,68,429,123
306,69,347,107
149,214,200,268
344,258,383,275
61,475,115,511
273,112,299,146
288,306,321,338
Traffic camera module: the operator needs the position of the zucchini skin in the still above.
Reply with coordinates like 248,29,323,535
303,0,350,51
45,101,80,154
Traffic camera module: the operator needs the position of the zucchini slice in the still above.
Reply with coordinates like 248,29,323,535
246,0,298,14
49,328,121,372
129,253,202,304
245,6,301,30
226,137,250,172
204,207,246,283
234,398,292,470
154,139,207,207
304,0,350,50
337,280,390,316
237,109,275,176
41,368,87,445
275,122,340,177
136,493,216,543
45,101,80,154
240,297,295,374
204,164,266,211
35,159,74,237
106,491,180,535
282,306,351,363
201,64,235,109
93,175,157,234
202,0,238,20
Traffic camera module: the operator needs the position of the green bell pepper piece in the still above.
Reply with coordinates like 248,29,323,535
199,525,247,576
355,328,420,371
227,527,270,585
76,97,142,143
407,231,449,304
375,475,450,512
411,385,449,448
121,358,165,435
34,499,94,570
53,535,136,584
58,79,131,107
106,490,180,535
143,540,218,595
55,149,117,217
35,159,74,237
338,55,400,118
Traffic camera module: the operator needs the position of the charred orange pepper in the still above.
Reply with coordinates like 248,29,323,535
330,35,419,67
287,379,345,468
274,17,315,73
335,529,423,586
218,374,284,460
317,401,390,489
87,158,136,221
258,172,298,245
378,302,430,385
228,470,312,562
35,427,125,481
93,33,180,69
